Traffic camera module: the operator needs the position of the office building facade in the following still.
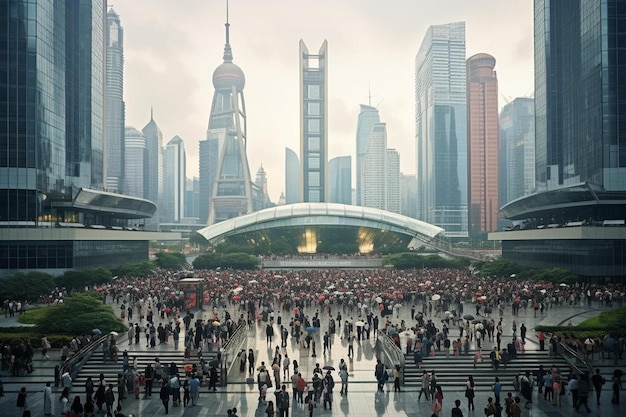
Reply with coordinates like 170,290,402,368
499,97,535,206
285,147,300,204
199,138,218,224
124,127,148,200
300,40,328,203
361,124,400,213
491,1,626,277
163,136,186,223
142,110,163,229
329,156,352,205
355,104,380,206
105,7,125,193
415,22,468,238
0,1,174,275
467,53,499,233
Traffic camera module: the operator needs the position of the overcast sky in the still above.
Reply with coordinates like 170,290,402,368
113,0,534,202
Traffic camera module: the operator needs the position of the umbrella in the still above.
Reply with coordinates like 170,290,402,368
232,295,241,301
394,303,402,309
355,320,365,327
463,314,475,321
208,358,220,368
345,291,354,295
480,295,487,300
249,280,258,284
233,286,243,293
322,365,335,371
375,296,383,304
559,283,569,287
212,321,221,326
183,364,193,372
91,329,102,336
431,294,441,301
306,326,316,333
471,319,482,324
110,331,119,337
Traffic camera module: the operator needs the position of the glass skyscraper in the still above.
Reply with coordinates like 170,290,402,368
361,123,400,213
499,97,535,206
124,127,147,200
284,147,300,205
415,22,468,237
105,7,125,193
535,0,626,192
0,0,106,224
300,40,328,203
163,136,186,223
355,104,380,206
142,109,163,230
328,156,352,205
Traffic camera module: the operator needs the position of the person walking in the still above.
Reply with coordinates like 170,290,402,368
418,370,430,401
16,387,28,417
143,363,154,398
591,368,605,405
393,365,401,392
276,384,290,417
574,373,591,412
105,384,115,414
189,375,200,406
43,382,54,416
338,367,348,395
159,380,170,414
465,376,476,411
59,388,70,416
491,377,501,406
182,380,190,407
484,397,497,417
374,360,386,392
265,400,275,417
451,399,464,417
611,369,622,404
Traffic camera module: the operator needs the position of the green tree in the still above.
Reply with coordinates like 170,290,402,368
154,252,187,270
189,232,209,248
0,271,55,301
118,261,155,277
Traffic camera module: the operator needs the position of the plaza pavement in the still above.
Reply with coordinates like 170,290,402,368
0,297,624,417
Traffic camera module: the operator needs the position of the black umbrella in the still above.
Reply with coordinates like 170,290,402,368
463,314,475,321
208,358,220,368
323,365,335,371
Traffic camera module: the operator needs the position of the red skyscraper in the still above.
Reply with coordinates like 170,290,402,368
467,54,499,233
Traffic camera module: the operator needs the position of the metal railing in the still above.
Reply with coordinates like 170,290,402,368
60,335,106,380
375,332,406,384
219,323,247,386
557,341,593,376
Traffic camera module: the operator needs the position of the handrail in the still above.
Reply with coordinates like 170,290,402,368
557,341,593,376
375,332,406,385
219,323,247,386
60,335,106,380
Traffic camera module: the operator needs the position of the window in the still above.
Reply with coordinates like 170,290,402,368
308,119,320,133
307,84,320,99
309,172,320,187
308,137,320,151
308,156,320,169
307,102,320,116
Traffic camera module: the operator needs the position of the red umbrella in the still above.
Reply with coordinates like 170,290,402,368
397,294,404,300
233,295,241,301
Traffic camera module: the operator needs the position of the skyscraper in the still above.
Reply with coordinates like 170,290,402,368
400,173,418,219
415,22,468,237
0,1,171,275
206,9,257,224
163,136,186,223
328,156,352,205
300,40,328,203
255,165,271,208
467,53,499,233
355,104,380,206
199,138,218,224
105,7,125,193
124,127,148,199
492,1,626,278
361,124,400,213
534,0,626,192
142,109,164,230
499,97,534,206
285,147,300,205
0,0,107,224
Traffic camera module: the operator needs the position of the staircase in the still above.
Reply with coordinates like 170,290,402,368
403,349,571,392
74,348,220,390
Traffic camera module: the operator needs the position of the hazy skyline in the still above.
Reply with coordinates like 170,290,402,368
113,0,534,203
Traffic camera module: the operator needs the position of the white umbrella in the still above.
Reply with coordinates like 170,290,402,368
355,320,365,327
431,294,441,301
233,286,244,293
327,285,336,290
394,303,402,309
375,296,383,304
110,331,119,337
480,295,487,300
249,280,259,284
559,283,569,287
